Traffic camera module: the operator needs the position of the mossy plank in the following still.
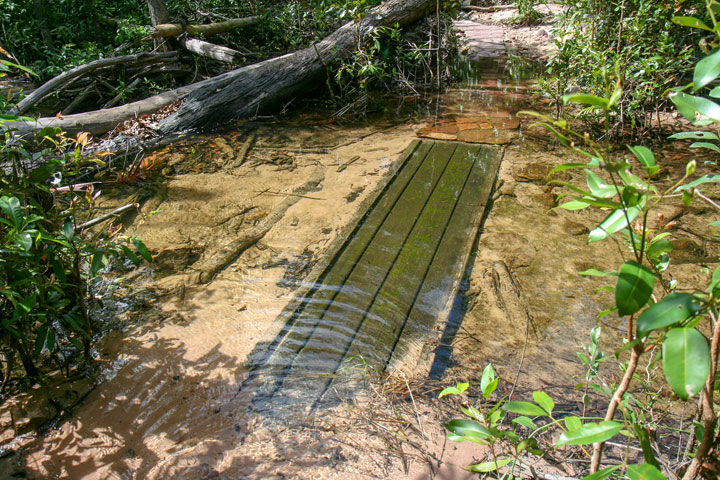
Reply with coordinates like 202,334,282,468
248,140,501,413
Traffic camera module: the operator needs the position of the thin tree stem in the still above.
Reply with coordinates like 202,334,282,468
590,344,641,473
681,310,719,480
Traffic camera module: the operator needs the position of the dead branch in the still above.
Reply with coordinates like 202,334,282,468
10,51,178,115
179,37,245,64
77,203,138,230
151,16,261,38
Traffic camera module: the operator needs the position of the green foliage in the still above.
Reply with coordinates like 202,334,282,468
1,66,150,383
542,0,706,132
333,23,431,101
0,132,151,382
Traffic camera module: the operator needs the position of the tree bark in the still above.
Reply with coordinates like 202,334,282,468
159,0,435,133
147,0,171,51
33,0,55,51
4,82,197,136
179,37,245,63
151,16,261,38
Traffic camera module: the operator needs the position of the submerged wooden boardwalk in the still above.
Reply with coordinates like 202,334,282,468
245,139,501,413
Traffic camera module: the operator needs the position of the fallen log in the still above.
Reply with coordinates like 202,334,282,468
159,0,435,133
9,51,178,115
2,0,433,137
3,82,198,136
151,16,260,38
460,4,515,12
179,37,245,64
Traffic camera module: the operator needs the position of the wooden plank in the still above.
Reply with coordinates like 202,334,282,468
386,145,501,372
286,142,458,372
245,140,502,414
253,141,436,372
246,141,425,365
343,144,479,366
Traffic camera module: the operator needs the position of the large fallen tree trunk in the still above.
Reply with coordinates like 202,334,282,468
3,0,433,137
151,16,261,37
159,0,435,133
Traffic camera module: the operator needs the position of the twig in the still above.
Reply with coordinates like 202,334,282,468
77,203,138,230
228,133,255,167
401,372,427,450
337,155,360,172
460,4,515,12
51,181,102,193
254,190,323,200
694,188,720,211
102,77,141,109
590,344,641,473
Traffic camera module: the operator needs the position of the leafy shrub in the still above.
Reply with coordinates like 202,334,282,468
1,126,150,386
542,0,706,133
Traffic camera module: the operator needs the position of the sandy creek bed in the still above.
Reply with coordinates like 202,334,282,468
3,12,720,478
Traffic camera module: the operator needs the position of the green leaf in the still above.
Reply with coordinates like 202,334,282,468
480,364,497,399
626,463,666,480
533,391,555,415
63,313,89,338
46,328,56,353
633,424,661,470
672,16,714,31
131,237,152,262
636,293,701,338
647,237,673,259
690,141,720,153
438,382,469,398
121,245,141,267
615,261,655,316
562,93,609,109
467,458,513,473
0,59,37,76
628,145,655,168
63,218,74,240
582,465,622,480
559,199,593,210
91,250,105,276
682,190,693,206
0,196,23,228
512,416,537,430
556,421,623,446
711,86,720,98
17,233,32,252
503,401,547,417
564,416,582,432
579,268,618,277
663,328,710,400
676,174,720,191
694,49,720,91
588,204,642,243
444,419,491,443
670,92,720,123
34,325,48,358
669,131,720,140
548,162,594,176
